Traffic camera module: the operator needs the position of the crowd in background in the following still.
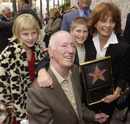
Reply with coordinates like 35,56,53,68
0,0,130,124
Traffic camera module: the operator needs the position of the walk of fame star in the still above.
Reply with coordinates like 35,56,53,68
88,66,106,84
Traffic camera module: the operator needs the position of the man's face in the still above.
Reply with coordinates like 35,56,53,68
50,33,76,69
79,0,92,9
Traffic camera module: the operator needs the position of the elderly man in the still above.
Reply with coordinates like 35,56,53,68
61,0,91,31
27,31,109,124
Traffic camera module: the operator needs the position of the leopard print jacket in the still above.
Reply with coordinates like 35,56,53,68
0,40,46,121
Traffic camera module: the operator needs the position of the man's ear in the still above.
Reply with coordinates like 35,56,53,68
48,48,53,59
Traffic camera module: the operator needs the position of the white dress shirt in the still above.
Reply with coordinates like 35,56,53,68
50,65,78,115
93,32,119,59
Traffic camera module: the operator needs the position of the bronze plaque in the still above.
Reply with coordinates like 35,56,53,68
80,56,113,106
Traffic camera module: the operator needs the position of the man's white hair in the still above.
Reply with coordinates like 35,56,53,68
48,30,71,49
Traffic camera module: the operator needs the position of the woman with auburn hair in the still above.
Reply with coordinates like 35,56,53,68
0,13,48,124
84,2,130,123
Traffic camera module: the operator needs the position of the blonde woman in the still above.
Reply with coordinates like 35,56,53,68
0,13,47,124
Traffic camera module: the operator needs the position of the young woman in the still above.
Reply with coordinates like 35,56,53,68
0,13,47,124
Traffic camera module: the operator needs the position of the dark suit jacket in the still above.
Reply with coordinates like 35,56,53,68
84,38,130,89
79,38,130,115
61,9,91,31
124,13,130,44
61,10,80,31
27,66,95,124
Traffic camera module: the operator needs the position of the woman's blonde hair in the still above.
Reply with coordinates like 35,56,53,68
12,13,41,41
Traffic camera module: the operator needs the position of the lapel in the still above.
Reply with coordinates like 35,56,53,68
106,44,119,57
75,10,80,17
48,68,79,118
71,9,80,17
106,44,113,56
69,10,80,24
74,50,80,65
86,40,97,61
71,67,83,119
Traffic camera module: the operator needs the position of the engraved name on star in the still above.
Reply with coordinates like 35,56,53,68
88,66,106,85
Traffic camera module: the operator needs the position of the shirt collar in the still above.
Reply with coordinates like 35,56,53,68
78,8,90,17
78,9,84,17
93,32,119,49
50,65,71,84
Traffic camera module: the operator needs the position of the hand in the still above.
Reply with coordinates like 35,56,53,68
37,69,53,88
42,48,48,53
95,113,109,124
102,94,119,103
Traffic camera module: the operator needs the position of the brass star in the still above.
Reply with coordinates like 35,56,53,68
88,66,106,84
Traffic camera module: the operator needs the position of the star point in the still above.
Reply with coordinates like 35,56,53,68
88,66,106,84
